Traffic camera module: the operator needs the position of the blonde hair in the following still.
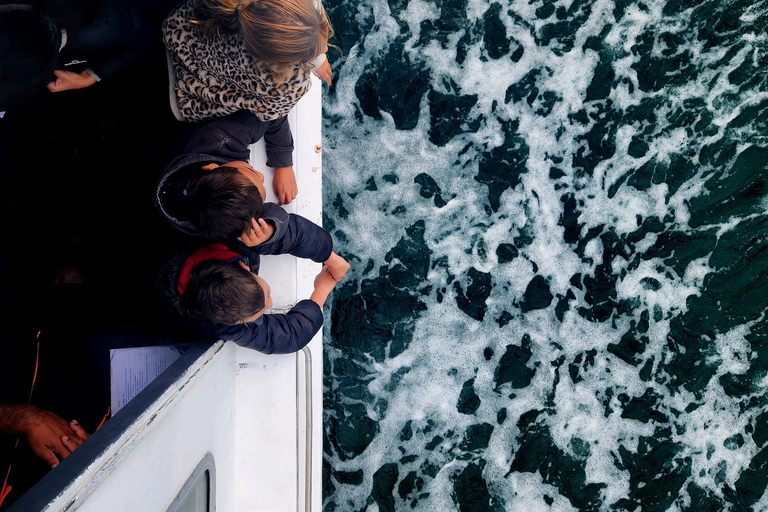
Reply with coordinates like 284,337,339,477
192,0,333,77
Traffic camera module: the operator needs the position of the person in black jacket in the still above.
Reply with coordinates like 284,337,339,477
156,109,301,217
0,0,157,109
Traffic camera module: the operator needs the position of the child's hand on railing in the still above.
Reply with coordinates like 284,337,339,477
324,252,350,281
273,167,298,205
310,265,339,308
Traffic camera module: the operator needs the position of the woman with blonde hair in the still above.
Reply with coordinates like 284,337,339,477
163,0,333,204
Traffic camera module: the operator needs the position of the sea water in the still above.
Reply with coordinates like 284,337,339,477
321,0,768,510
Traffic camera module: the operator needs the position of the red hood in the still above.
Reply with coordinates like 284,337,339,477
177,243,243,295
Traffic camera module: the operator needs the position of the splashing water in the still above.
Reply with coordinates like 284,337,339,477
322,0,768,509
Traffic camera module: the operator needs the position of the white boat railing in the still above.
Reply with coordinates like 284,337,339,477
298,346,313,512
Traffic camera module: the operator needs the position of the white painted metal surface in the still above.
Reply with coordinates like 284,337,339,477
16,76,325,512
45,342,237,512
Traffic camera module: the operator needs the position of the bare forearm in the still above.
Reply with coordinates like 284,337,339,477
310,283,334,308
0,404,35,435
311,259,348,307
0,404,90,467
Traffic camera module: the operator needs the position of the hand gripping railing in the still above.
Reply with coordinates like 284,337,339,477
297,346,313,512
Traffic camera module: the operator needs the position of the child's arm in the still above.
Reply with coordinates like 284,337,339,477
264,117,297,205
222,266,339,353
222,300,324,354
175,264,343,354
240,210,350,280
313,59,333,86
254,212,333,262
324,252,351,281
264,116,294,168
179,111,278,162
310,265,339,307
273,167,298,205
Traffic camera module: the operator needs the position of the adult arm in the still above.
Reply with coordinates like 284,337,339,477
0,405,89,468
47,70,97,92
64,0,157,83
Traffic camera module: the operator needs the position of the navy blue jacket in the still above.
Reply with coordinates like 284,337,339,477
155,110,294,236
155,213,333,353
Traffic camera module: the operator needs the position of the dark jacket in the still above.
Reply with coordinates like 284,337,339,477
58,0,157,81
0,0,156,110
155,110,294,236
155,213,333,353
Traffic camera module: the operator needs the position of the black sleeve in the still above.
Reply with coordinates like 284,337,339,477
67,0,157,81
178,111,273,162
264,116,294,168
0,328,39,404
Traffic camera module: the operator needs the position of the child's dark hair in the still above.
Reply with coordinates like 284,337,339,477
177,259,265,325
187,167,264,241
192,0,333,79
0,9,61,108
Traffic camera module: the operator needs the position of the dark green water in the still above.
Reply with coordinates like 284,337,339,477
322,0,768,509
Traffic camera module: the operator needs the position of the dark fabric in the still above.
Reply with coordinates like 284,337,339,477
58,0,157,81
154,213,332,353
0,330,38,406
155,111,294,236
0,32,187,509
0,285,105,511
236,210,333,262
22,0,98,28
220,300,322,353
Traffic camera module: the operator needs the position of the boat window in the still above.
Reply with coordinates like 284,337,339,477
165,453,216,512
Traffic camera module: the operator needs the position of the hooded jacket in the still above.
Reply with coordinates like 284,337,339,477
154,213,333,353
155,110,294,236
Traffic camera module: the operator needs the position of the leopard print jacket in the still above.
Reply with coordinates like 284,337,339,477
163,0,313,122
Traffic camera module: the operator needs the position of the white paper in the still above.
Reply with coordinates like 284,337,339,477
110,345,190,415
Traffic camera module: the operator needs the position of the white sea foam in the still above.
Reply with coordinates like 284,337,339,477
324,0,768,508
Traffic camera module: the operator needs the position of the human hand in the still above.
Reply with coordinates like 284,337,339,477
324,252,350,281
22,407,89,468
273,167,298,205
313,60,332,86
238,218,275,246
314,265,337,292
310,266,337,307
47,70,97,93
